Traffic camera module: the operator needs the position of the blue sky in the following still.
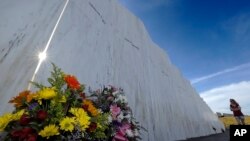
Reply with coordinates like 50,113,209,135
119,0,250,114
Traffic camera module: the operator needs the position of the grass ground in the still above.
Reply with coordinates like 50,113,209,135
219,116,250,128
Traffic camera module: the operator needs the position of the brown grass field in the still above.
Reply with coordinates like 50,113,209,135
219,116,250,128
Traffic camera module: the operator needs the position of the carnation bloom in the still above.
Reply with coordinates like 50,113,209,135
38,124,59,139
37,87,57,100
11,127,37,141
64,75,81,90
59,117,75,132
9,90,31,107
20,114,31,126
83,100,99,117
0,113,12,131
87,122,97,132
36,110,48,121
69,108,90,131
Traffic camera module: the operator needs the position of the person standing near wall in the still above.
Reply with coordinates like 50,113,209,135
230,99,245,125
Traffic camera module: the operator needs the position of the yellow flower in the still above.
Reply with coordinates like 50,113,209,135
77,116,91,131
39,124,59,139
60,117,75,132
0,113,13,131
12,110,25,120
58,95,66,103
27,93,39,102
51,95,67,106
97,123,102,129
83,100,100,117
69,108,90,131
37,87,57,100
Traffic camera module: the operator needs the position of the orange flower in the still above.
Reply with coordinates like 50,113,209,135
64,75,81,90
9,90,31,107
83,100,99,117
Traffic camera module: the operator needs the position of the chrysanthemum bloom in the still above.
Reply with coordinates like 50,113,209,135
0,110,25,131
38,124,59,139
9,90,31,107
83,100,99,117
27,93,38,103
69,108,90,131
37,87,57,100
58,95,66,103
0,113,13,131
64,75,81,90
12,110,25,120
60,117,75,132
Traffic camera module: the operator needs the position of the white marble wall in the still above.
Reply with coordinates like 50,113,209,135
0,0,224,140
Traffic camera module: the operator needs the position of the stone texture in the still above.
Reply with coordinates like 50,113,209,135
0,0,224,140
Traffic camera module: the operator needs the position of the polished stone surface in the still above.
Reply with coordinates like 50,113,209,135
0,0,224,140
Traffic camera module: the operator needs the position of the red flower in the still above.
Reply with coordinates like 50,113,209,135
36,110,48,121
20,114,30,126
79,92,86,99
87,122,97,132
82,104,89,111
27,134,37,141
64,75,81,90
11,130,23,139
11,128,36,141
22,127,34,135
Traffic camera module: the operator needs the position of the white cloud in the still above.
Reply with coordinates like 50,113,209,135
191,62,250,84
200,81,250,115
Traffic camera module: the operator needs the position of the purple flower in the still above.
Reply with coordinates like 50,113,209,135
112,120,122,127
28,103,38,110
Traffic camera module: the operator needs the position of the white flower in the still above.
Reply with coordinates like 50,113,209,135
121,95,128,103
117,111,124,122
114,95,128,103
124,113,131,119
108,115,113,123
126,129,134,137
134,129,139,136
112,91,119,96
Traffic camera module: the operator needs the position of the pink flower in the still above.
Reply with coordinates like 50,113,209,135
110,104,121,117
120,123,131,131
109,85,117,92
113,131,128,141
118,123,131,136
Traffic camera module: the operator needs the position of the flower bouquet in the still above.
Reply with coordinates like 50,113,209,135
89,86,144,141
0,64,144,141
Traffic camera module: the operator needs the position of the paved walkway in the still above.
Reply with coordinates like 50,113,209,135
181,129,229,141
